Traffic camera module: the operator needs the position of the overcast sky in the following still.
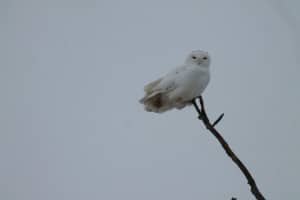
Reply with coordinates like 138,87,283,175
1,0,300,199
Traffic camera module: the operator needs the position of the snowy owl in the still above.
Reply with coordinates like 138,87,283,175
140,50,210,113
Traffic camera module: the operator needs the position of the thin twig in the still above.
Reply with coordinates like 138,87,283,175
212,113,224,127
193,96,266,200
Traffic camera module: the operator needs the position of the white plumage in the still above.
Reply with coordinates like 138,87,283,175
140,50,210,113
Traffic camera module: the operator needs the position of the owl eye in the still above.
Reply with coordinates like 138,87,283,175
192,56,197,59
203,56,207,60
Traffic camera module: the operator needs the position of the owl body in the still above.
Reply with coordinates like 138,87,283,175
140,50,210,113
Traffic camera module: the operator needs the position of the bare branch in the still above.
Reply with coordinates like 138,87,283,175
193,96,266,200
212,113,224,127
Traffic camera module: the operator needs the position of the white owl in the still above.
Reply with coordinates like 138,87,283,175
140,50,210,113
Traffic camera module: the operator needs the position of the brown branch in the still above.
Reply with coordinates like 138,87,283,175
192,96,266,200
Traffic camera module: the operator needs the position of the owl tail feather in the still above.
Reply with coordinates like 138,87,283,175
139,92,173,113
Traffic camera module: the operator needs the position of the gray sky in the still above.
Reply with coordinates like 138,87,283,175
1,0,300,199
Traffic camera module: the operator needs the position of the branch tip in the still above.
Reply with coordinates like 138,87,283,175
212,113,224,127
